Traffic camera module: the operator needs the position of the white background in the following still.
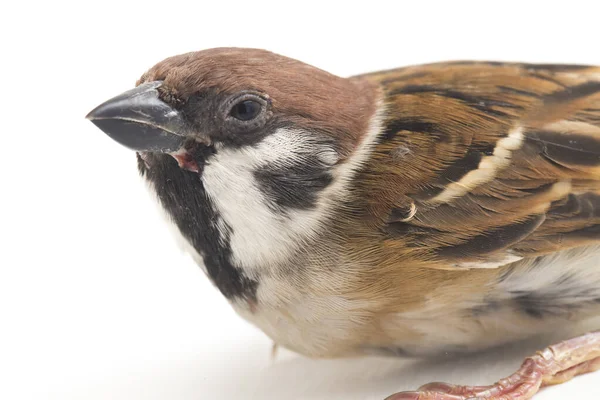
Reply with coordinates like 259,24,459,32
1,1,599,399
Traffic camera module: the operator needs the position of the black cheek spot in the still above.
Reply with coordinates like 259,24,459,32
254,159,333,211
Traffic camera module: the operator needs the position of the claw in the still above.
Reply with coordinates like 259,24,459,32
385,391,464,400
384,331,600,400
418,382,488,395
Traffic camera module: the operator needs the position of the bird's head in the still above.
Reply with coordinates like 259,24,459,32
87,48,380,300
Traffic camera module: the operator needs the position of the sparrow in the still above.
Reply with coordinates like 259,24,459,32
87,48,600,400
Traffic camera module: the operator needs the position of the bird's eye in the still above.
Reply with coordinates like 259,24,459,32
222,92,270,134
230,100,262,121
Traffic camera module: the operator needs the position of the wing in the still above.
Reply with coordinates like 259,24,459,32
357,61,600,269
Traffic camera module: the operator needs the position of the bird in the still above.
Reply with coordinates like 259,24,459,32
86,48,600,399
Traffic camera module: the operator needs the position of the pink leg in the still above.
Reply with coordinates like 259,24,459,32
385,331,600,400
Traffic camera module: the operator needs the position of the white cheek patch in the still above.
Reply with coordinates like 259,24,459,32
201,108,383,272
201,129,333,273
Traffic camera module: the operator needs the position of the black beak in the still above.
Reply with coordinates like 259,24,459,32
86,81,187,153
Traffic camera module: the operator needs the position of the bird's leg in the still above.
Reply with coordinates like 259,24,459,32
385,331,600,400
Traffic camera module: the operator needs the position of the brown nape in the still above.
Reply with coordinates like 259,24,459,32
137,48,379,156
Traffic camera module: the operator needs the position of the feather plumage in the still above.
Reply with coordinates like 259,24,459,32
356,62,600,269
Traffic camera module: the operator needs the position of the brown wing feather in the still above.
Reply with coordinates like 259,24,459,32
357,61,600,268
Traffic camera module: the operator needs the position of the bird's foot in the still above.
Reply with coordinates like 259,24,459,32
385,330,600,400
